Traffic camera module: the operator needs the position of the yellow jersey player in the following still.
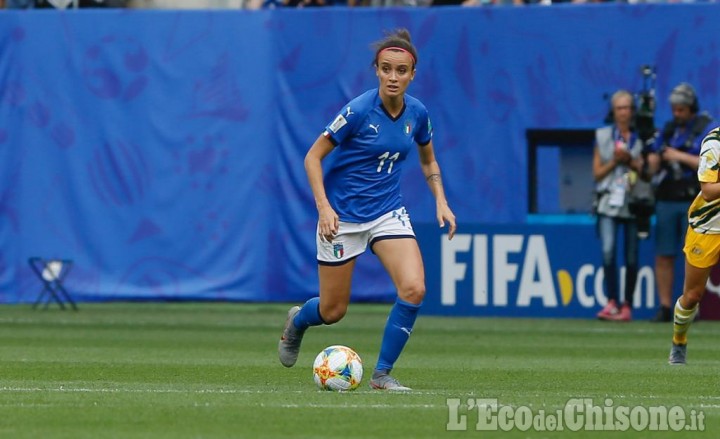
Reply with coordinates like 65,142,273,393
669,125,720,365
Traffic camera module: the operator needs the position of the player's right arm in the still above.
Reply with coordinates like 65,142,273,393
305,134,339,242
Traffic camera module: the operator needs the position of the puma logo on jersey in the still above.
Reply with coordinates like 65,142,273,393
345,107,354,117
369,124,380,134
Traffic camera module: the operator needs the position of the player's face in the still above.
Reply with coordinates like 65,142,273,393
376,51,415,99
671,104,693,125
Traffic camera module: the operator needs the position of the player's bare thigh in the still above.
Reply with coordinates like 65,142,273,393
318,259,356,324
372,238,425,305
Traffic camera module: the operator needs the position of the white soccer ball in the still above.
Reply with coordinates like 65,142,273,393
312,345,363,391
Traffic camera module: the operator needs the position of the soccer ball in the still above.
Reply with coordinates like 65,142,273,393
312,345,363,391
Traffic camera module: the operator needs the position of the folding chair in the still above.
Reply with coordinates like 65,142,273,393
28,257,78,311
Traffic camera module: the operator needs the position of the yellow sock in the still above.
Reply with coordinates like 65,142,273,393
672,299,698,345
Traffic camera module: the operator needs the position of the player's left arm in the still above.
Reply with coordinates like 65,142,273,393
698,140,720,202
417,140,456,240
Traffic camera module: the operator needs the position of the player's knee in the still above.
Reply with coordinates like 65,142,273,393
399,282,425,305
682,288,704,307
320,303,347,324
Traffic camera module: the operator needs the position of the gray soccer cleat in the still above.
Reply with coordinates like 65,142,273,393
278,306,304,368
369,373,412,391
668,343,687,365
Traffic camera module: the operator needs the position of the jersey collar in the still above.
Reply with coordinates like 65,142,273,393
375,89,406,122
380,102,407,122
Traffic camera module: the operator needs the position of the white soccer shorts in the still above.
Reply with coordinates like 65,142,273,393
316,207,416,265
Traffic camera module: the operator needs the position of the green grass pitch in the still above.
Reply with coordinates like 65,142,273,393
0,302,718,438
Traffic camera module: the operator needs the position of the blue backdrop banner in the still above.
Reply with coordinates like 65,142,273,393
1,6,717,306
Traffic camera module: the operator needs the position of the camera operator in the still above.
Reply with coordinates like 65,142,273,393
594,90,645,322
646,82,714,322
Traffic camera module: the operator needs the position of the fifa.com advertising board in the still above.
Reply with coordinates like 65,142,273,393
416,223,670,319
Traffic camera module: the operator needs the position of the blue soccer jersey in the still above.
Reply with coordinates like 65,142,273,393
322,89,432,223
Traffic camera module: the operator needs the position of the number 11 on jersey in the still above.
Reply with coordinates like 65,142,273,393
377,151,399,173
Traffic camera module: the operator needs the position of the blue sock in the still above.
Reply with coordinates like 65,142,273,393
375,298,421,373
292,297,325,331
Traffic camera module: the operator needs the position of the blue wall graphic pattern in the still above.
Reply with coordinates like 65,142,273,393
1,6,719,303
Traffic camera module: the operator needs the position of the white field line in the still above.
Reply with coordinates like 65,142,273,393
0,387,444,409
0,402,441,409
0,387,274,394
1,387,719,408
3,387,720,400
4,401,720,411
267,403,438,409
0,386,452,397
2,388,720,412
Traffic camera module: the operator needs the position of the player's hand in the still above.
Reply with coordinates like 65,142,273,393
437,203,456,240
318,205,339,243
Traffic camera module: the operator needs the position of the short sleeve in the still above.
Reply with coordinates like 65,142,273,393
691,122,716,156
698,139,720,183
414,107,432,146
323,104,360,146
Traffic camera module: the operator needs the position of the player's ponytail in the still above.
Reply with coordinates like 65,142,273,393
394,29,412,45
372,28,418,69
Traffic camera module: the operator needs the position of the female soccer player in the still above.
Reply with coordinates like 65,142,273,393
668,125,720,365
278,29,456,391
